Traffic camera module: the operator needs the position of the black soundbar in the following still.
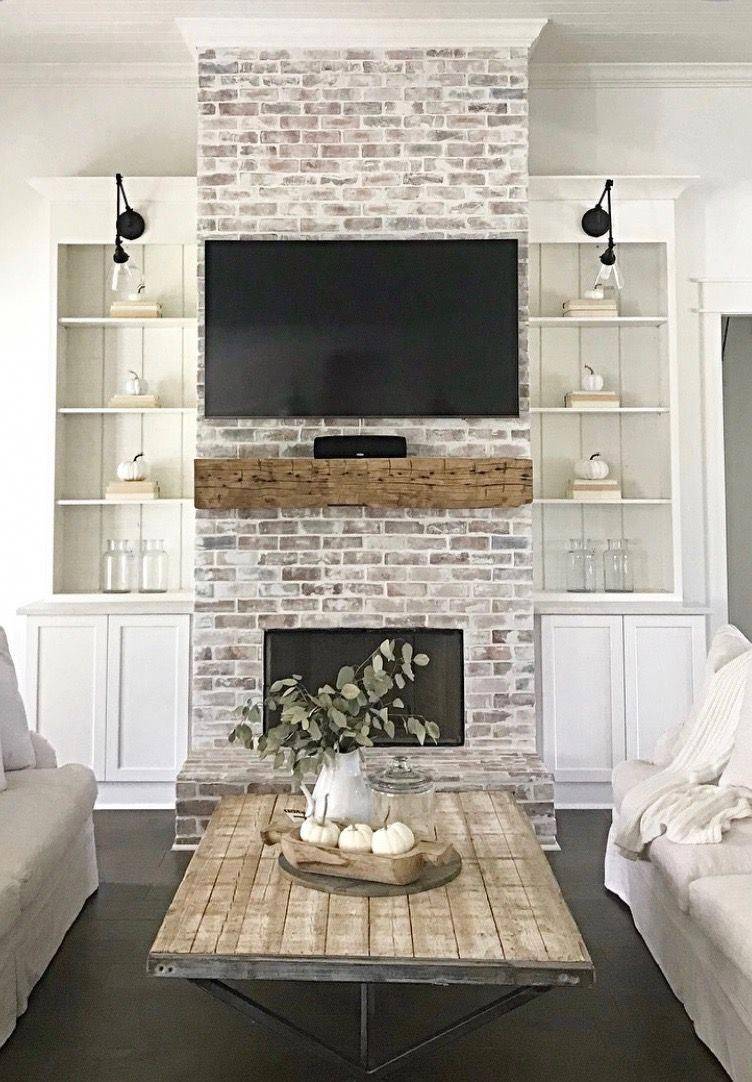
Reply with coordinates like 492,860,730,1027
313,435,408,459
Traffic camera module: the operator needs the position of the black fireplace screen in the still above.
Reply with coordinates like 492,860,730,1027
263,627,464,746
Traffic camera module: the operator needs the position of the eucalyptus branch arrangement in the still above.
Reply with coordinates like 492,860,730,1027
228,639,439,781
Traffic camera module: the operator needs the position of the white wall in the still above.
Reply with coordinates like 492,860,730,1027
0,80,196,667
3,71,752,673
530,82,752,608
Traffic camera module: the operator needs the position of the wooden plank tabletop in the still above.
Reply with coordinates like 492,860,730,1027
149,792,593,988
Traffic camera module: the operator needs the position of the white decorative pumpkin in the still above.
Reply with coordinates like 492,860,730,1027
116,453,147,482
371,821,415,856
581,365,604,392
300,816,340,847
338,823,373,853
575,453,610,481
125,370,143,396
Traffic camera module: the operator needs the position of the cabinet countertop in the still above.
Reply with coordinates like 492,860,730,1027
18,593,194,616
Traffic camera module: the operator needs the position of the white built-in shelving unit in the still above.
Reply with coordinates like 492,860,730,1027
528,176,695,604
27,178,200,599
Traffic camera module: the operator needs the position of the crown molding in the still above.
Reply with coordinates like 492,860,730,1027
29,177,197,205
530,175,698,202
176,17,547,51
0,62,196,88
530,62,752,90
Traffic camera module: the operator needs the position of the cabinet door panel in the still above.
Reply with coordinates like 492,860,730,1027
105,615,189,782
624,616,706,761
26,616,107,778
542,616,625,783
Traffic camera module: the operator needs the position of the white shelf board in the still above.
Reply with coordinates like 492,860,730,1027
535,498,671,505
531,407,668,415
57,498,193,506
530,316,667,327
18,592,194,616
58,407,196,415
59,317,197,327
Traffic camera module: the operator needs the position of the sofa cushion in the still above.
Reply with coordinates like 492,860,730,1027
0,765,97,909
720,661,752,791
0,628,35,771
649,818,752,911
612,759,661,812
689,874,752,976
0,728,6,793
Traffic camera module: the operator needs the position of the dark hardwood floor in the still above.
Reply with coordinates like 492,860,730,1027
0,810,728,1081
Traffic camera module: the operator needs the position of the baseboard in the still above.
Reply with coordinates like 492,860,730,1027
556,803,614,811
95,781,176,808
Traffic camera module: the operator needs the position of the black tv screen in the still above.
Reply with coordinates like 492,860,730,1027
204,238,519,418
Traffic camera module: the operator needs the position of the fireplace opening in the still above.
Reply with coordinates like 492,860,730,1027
263,628,464,746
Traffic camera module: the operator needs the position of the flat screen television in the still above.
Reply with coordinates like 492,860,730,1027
204,238,519,418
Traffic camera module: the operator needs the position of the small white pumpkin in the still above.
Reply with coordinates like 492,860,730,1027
300,816,340,847
574,453,610,481
581,365,604,392
371,821,415,856
125,370,143,396
116,453,147,482
338,823,373,853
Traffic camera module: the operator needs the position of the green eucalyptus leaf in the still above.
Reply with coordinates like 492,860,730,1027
414,653,430,667
392,698,405,709
402,661,414,681
426,720,441,742
383,718,395,739
394,673,405,690
336,665,355,690
402,642,413,663
372,653,383,673
380,639,395,661
340,682,360,700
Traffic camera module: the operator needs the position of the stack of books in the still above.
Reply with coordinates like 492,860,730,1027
564,390,621,409
567,478,622,502
562,296,619,319
105,480,160,501
107,394,160,409
109,299,162,319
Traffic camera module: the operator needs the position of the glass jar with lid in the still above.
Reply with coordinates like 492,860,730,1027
139,540,169,593
368,756,435,839
101,540,134,593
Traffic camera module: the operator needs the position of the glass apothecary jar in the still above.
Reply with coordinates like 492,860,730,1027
368,756,435,839
101,540,134,593
604,538,634,593
566,538,598,593
139,540,169,593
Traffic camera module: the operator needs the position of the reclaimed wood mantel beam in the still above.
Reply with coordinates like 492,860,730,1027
194,457,533,511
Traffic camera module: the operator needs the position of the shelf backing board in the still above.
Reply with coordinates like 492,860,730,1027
54,243,197,594
529,242,674,595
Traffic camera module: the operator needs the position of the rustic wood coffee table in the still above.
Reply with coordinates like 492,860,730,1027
149,792,593,1079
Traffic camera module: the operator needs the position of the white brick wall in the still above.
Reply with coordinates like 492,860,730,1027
193,46,534,760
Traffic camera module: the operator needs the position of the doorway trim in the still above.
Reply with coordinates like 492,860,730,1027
696,278,752,632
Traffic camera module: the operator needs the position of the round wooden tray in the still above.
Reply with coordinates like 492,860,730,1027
278,851,462,897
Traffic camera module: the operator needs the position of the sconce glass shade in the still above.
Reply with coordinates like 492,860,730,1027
111,253,143,294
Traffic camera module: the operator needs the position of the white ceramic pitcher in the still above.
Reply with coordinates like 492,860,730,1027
301,749,373,823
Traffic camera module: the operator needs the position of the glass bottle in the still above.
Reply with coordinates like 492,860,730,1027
101,540,134,593
368,756,435,839
566,539,598,593
139,540,169,593
604,538,634,593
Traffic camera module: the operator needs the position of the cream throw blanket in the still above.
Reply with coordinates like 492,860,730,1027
615,649,752,857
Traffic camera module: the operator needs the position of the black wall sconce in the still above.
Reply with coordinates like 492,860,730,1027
112,174,146,292
581,178,622,290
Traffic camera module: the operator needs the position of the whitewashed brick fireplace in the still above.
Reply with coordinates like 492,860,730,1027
176,17,555,847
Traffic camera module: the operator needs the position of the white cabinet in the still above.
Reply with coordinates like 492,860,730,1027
105,615,189,783
25,611,190,804
26,615,108,778
539,612,706,805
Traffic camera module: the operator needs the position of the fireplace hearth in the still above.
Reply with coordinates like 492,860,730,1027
264,628,464,746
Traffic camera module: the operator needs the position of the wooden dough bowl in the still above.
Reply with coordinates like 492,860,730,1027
275,826,459,887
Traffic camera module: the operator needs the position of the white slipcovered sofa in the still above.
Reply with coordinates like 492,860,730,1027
606,625,752,1081
0,629,98,1046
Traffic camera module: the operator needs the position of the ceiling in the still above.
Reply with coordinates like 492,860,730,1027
1,1,751,66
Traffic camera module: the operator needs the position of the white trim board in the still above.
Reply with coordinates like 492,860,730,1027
176,16,547,50
0,62,195,88
531,63,752,90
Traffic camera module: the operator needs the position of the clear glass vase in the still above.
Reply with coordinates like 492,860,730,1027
101,540,134,593
139,540,169,593
604,539,634,593
566,539,598,593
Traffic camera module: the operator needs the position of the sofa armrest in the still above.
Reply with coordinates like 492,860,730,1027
30,732,58,769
